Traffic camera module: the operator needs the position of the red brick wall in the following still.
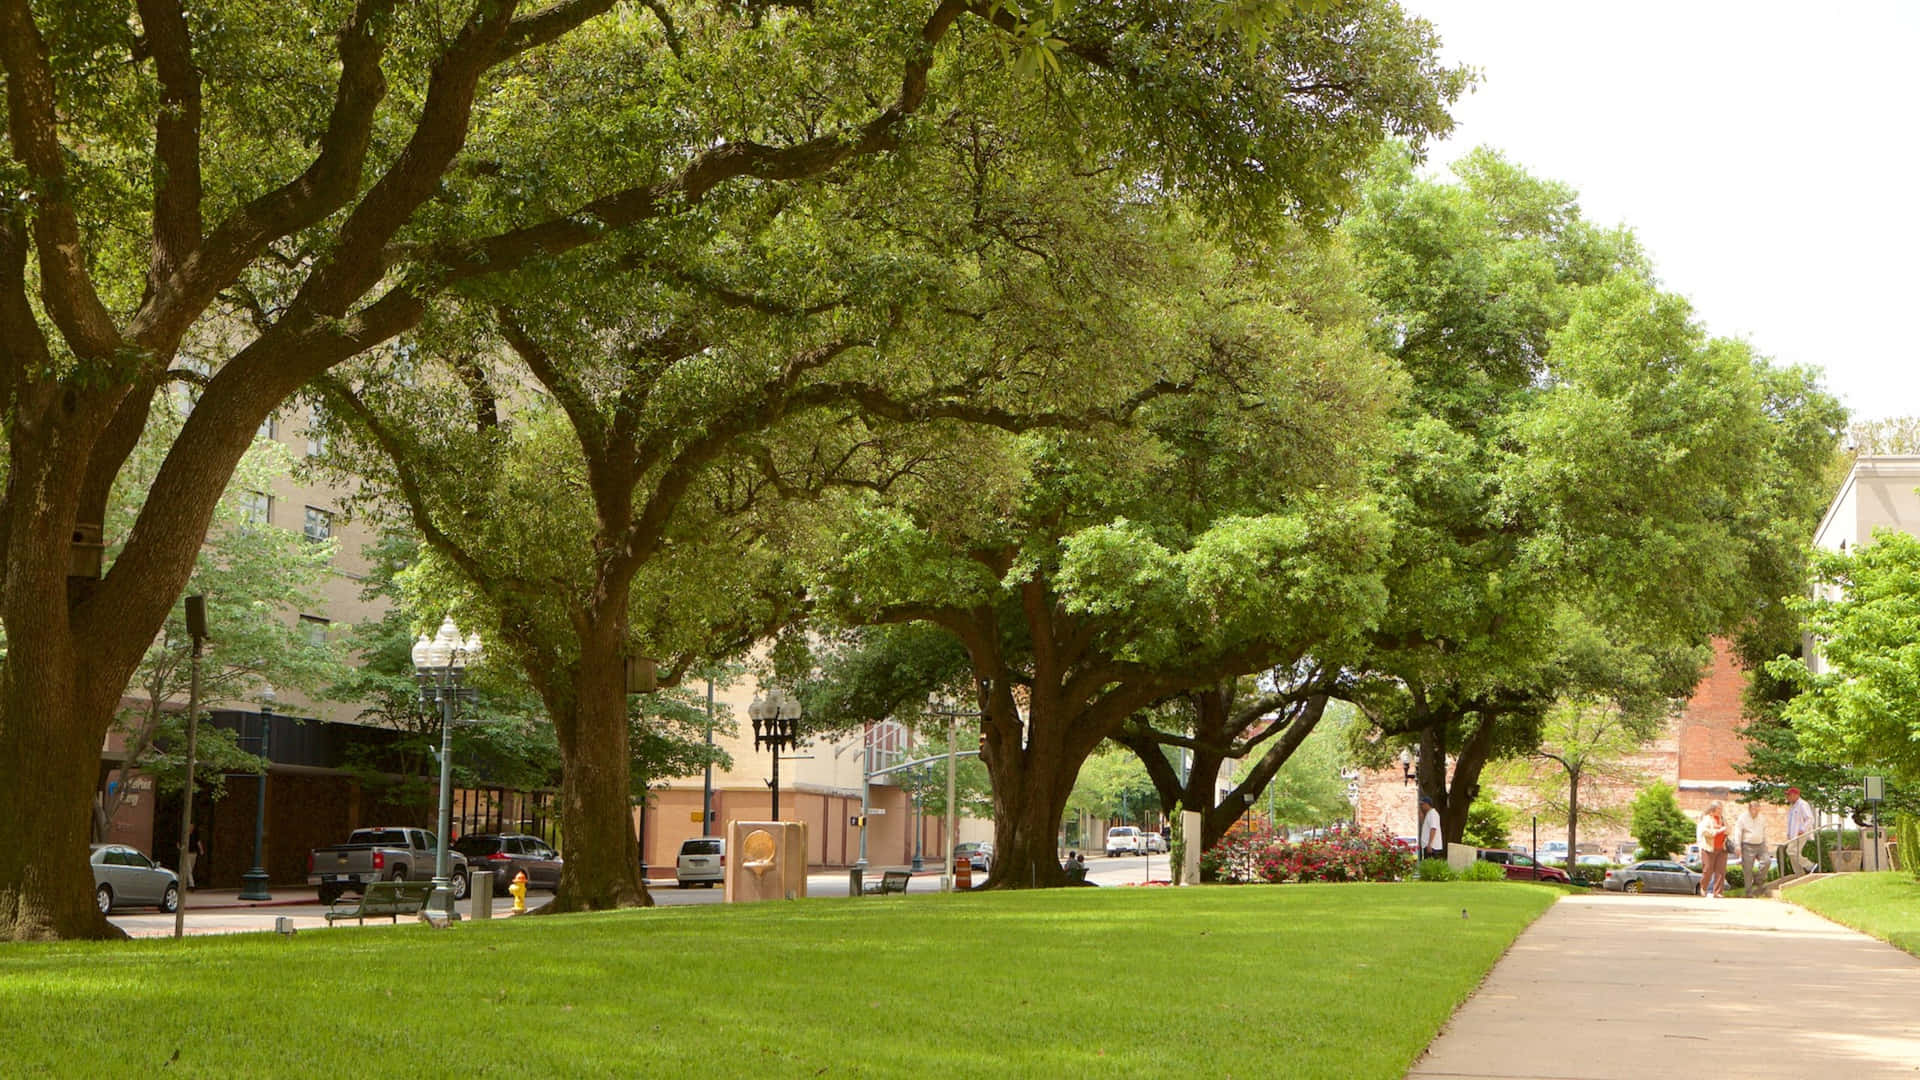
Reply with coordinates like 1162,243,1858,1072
1678,639,1752,784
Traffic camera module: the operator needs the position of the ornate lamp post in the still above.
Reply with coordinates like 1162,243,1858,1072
926,691,976,891
237,687,274,900
748,689,802,820
413,616,482,921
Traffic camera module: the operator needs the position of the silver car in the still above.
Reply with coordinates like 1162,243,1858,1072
1602,859,1701,895
90,844,181,913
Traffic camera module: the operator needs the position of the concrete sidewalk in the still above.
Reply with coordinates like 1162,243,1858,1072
1409,892,1920,1079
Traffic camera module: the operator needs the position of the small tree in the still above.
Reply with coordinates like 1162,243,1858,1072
1631,782,1692,860
1461,797,1513,849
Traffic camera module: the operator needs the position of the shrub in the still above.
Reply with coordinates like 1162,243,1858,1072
1568,865,1608,886
1798,828,1864,872
1631,782,1693,860
1461,859,1506,882
1201,824,1413,884
1896,814,1920,880
1417,858,1456,882
1461,798,1512,850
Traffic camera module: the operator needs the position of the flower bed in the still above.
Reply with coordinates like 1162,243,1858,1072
1203,824,1415,884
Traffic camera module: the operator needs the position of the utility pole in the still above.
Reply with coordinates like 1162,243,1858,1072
702,679,714,834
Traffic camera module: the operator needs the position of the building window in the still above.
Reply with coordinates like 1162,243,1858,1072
305,403,327,458
303,506,331,543
239,491,271,526
299,615,330,648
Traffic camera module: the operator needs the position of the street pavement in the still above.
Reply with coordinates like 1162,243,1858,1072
1407,888,1920,1079
127,852,1162,936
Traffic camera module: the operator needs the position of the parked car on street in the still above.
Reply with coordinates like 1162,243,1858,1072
1474,848,1572,884
954,842,993,872
308,826,468,905
1105,826,1145,856
1537,841,1570,866
453,833,563,891
90,844,180,914
1144,831,1169,853
1603,860,1702,895
676,836,725,887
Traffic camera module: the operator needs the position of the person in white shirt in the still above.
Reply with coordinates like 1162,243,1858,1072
1785,787,1816,873
1733,802,1769,896
1419,795,1444,859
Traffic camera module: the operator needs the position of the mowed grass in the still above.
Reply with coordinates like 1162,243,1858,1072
2,882,1555,1078
1789,871,1920,957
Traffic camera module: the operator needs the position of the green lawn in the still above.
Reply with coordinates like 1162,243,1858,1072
1,883,1555,1078
1787,872,1920,957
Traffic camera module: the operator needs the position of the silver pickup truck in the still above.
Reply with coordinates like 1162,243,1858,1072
308,826,468,904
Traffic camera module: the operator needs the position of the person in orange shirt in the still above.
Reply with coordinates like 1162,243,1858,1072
1696,802,1729,898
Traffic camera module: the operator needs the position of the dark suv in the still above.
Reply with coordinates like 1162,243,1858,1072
453,833,563,891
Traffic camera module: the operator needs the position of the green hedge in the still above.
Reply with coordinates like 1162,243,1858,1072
1896,814,1920,880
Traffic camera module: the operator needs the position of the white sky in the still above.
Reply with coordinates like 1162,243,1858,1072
1398,2,1920,422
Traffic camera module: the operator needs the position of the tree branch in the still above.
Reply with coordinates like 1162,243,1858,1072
135,0,203,286
133,0,399,351
288,0,518,319
410,0,973,284
0,0,121,357
497,309,607,459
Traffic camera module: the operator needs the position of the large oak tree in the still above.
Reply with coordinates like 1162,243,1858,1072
1339,150,1845,842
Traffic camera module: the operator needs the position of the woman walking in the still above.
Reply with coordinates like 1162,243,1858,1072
1698,802,1730,898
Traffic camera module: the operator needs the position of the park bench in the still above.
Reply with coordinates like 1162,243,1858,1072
324,879,437,925
862,869,912,896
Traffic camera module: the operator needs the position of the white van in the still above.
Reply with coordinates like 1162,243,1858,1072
675,836,725,887
1105,826,1144,857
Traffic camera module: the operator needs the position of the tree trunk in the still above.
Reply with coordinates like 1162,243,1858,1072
982,688,1097,890
540,624,651,912
1565,769,1581,874
0,662,124,940
1419,713,1497,845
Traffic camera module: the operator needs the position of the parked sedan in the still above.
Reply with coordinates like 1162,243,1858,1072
90,844,180,913
1475,848,1572,884
452,833,563,891
954,842,993,872
1603,860,1702,895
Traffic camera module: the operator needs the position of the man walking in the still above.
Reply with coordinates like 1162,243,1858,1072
1420,795,1444,860
1785,786,1816,873
1734,801,1769,897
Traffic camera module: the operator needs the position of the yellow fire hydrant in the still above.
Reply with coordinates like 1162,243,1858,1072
509,870,528,913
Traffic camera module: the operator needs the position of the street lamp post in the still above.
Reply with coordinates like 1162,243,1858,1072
413,616,482,922
926,692,975,891
911,774,925,873
237,689,274,901
749,689,802,820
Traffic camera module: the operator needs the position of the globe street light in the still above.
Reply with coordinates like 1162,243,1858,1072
237,687,274,901
413,616,482,922
748,689,802,821
926,691,978,892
